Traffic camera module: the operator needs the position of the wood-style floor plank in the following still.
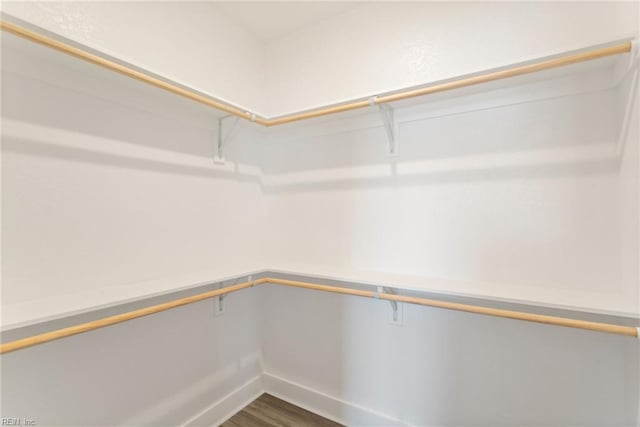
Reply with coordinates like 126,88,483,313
221,393,343,427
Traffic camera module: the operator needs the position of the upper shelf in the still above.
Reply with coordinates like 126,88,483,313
0,18,636,128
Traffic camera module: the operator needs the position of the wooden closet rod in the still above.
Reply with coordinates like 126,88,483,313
1,277,637,354
264,278,638,337
0,281,256,354
265,41,633,126
0,20,266,124
0,20,632,127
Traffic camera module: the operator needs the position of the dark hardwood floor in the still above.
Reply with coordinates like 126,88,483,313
221,393,344,427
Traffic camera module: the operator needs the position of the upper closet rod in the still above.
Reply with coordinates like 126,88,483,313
268,41,633,126
0,20,632,127
1,277,637,354
0,20,267,125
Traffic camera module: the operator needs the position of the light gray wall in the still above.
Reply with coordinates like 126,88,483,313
260,283,639,427
3,279,637,426
1,288,262,426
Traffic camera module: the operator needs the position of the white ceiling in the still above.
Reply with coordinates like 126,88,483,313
214,2,359,43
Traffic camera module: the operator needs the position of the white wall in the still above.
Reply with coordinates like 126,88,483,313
264,1,638,116
1,32,266,327
4,2,637,118
619,66,640,315
0,24,266,425
261,65,636,315
1,25,265,427
1,3,638,426
258,16,640,422
618,64,640,427
0,1,267,113
1,0,635,321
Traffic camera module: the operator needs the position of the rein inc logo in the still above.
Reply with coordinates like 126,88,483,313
1,418,35,426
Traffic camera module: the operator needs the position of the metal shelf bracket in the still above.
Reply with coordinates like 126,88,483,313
214,115,239,164
214,283,226,316
383,286,400,322
616,40,640,159
370,97,399,156
376,286,401,323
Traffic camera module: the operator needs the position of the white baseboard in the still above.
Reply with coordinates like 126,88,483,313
263,372,410,426
182,375,264,427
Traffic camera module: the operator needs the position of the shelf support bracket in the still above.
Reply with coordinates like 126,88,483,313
214,115,239,165
370,97,399,156
214,283,226,316
616,41,640,159
376,286,399,322
383,286,399,322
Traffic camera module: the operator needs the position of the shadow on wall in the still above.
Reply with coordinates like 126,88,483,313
1,40,263,182
260,153,619,194
1,33,624,192
1,134,261,185
259,83,621,193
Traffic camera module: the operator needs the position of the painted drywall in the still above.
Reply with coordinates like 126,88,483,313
1,4,638,426
260,283,638,427
0,32,266,327
3,2,637,118
214,3,359,43
620,71,640,322
618,66,640,427
0,1,267,113
636,83,640,427
263,1,639,116
1,286,263,426
2,0,636,330
2,277,637,426
261,62,637,316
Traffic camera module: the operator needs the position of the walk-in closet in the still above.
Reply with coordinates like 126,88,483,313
1,2,639,426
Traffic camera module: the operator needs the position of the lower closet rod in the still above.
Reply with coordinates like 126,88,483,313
0,281,256,354
1,277,637,354
264,278,638,337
